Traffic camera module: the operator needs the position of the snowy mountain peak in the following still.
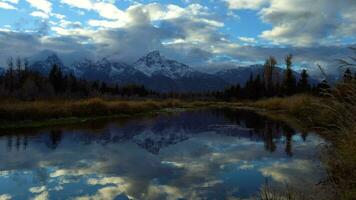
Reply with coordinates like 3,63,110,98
29,53,70,75
137,50,163,67
134,51,194,79
147,50,161,59
45,54,63,66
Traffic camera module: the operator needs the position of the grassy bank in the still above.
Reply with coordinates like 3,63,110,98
0,92,354,199
249,94,332,127
0,98,191,129
0,98,247,129
249,91,356,199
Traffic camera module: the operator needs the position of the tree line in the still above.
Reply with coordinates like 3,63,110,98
0,55,354,100
0,57,155,100
212,54,354,100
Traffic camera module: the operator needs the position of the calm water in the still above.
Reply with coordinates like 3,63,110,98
0,109,325,200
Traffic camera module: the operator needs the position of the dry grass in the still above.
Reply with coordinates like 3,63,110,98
250,94,332,126
320,82,356,200
0,98,184,121
251,86,356,199
244,88,356,200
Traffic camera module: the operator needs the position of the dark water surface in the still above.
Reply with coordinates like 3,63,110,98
0,109,325,200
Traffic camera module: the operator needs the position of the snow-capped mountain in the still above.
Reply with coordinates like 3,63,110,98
134,50,194,79
29,54,73,75
73,58,135,80
27,51,229,92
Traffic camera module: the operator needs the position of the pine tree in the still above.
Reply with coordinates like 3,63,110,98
263,56,277,96
253,74,264,98
343,68,353,83
100,82,107,94
282,54,297,96
6,57,14,93
317,79,331,96
49,64,64,93
297,69,310,93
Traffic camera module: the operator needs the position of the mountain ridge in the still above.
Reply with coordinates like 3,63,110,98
22,51,317,92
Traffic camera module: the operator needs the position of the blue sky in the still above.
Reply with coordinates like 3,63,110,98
0,0,355,74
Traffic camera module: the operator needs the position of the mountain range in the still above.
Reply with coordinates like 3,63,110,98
1,50,317,92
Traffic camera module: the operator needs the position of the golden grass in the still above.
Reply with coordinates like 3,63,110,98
252,89,356,199
249,94,332,126
0,98,185,121
319,82,356,200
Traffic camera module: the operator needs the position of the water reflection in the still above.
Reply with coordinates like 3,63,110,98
0,109,324,199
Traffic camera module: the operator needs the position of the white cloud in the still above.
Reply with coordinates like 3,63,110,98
31,191,49,200
60,0,93,10
0,1,17,9
224,0,356,47
29,186,47,194
0,194,12,200
226,0,268,10
2,0,19,3
239,37,256,43
52,13,66,20
227,0,356,47
30,11,49,19
93,2,126,20
26,0,52,13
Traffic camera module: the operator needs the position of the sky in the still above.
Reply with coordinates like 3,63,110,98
0,0,355,75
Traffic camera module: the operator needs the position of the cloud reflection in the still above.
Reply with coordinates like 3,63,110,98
0,109,325,199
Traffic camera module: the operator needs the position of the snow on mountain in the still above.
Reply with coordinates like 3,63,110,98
134,50,194,79
29,53,73,75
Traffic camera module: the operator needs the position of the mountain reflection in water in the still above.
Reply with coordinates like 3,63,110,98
0,109,324,200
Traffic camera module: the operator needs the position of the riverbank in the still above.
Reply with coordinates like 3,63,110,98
0,95,336,131
0,94,354,199
0,98,246,129
249,93,356,200
0,98,181,129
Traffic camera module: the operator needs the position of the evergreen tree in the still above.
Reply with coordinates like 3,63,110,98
49,64,64,93
100,82,107,94
282,54,297,95
316,79,331,96
6,57,14,93
343,68,353,83
253,74,264,98
297,69,310,93
91,81,99,91
263,56,277,96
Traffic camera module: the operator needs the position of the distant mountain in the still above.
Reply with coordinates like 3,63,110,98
29,54,73,75
27,51,321,92
28,51,229,92
133,51,229,92
214,65,264,85
72,58,148,84
215,65,319,86
134,50,194,79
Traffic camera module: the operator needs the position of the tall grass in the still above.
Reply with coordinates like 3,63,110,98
251,94,333,126
320,81,356,199
0,98,184,121
251,84,356,199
